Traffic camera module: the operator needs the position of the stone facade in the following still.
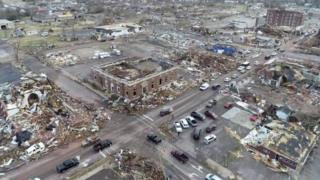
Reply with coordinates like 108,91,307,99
89,57,178,100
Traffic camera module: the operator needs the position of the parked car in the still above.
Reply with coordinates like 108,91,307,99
193,128,202,140
25,142,45,157
206,102,213,108
93,139,112,152
246,65,252,70
224,77,231,82
81,136,100,147
232,73,238,79
185,116,197,127
209,99,217,105
240,69,246,74
171,150,189,163
206,125,217,133
237,66,245,71
56,158,79,173
147,134,162,144
159,106,173,116
179,119,190,129
224,102,233,109
191,111,205,121
205,173,222,180
200,83,210,91
204,134,217,144
174,122,183,133
204,110,218,120
211,84,221,90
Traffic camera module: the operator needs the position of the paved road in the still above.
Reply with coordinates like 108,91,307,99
5,114,147,180
23,56,102,105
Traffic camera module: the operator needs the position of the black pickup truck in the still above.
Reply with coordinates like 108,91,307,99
147,134,162,144
171,150,189,163
56,158,79,173
93,139,112,152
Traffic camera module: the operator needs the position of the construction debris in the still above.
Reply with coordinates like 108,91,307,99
0,72,109,171
114,149,165,180
44,51,79,67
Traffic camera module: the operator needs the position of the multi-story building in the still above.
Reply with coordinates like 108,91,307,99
266,9,304,27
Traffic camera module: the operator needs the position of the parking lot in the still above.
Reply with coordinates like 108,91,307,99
166,93,292,180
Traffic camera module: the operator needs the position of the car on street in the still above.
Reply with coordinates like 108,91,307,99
147,134,162,144
224,77,231,82
206,125,217,133
174,122,183,133
93,139,112,152
191,111,205,121
206,102,213,108
204,134,217,144
185,116,197,127
231,73,238,79
179,119,190,129
56,158,79,173
81,136,101,147
159,106,173,116
209,99,217,105
205,173,222,180
204,110,218,120
211,84,221,90
193,128,202,140
171,150,189,163
200,83,210,91
224,102,233,109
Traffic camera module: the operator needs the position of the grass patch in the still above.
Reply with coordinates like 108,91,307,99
0,30,12,39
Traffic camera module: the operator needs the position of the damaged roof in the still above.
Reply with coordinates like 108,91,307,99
242,121,318,163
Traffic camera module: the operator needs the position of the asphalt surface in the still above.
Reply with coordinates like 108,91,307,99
0,63,21,84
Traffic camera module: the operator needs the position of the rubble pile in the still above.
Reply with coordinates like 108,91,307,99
179,50,238,74
256,24,284,37
0,73,109,170
114,149,165,180
301,31,320,48
256,61,320,108
44,51,79,67
152,33,205,49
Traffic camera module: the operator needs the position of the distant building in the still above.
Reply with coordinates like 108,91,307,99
0,19,14,30
266,9,304,27
31,8,57,23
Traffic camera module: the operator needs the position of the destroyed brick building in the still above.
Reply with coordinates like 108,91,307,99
266,9,304,27
89,57,178,100
241,121,318,172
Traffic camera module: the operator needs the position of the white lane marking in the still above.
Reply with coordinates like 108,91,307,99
99,150,106,158
189,173,200,178
81,159,90,167
142,114,154,122
190,164,204,173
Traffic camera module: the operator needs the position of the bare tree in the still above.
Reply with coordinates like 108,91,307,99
13,38,22,64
